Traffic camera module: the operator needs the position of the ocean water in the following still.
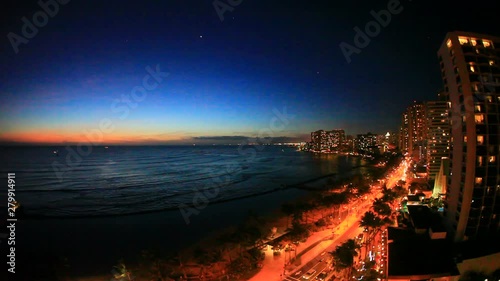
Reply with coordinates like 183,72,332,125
1,145,367,217
1,145,373,278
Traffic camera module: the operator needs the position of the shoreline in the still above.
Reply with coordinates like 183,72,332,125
15,156,387,280
19,169,362,219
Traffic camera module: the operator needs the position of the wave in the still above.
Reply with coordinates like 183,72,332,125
2,146,368,219
20,181,290,219
16,171,347,219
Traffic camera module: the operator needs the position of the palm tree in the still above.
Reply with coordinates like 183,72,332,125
330,239,360,279
360,211,383,258
356,184,371,195
360,211,383,232
393,185,407,197
381,187,397,203
372,198,391,217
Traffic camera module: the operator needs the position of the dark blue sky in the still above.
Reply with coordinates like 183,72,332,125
0,0,498,144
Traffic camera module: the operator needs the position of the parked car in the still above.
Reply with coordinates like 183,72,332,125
303,269,316,280
316,272,328,280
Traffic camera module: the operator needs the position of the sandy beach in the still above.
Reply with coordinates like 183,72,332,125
16,187,310,279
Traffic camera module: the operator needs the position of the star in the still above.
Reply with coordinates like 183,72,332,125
199,35,203,39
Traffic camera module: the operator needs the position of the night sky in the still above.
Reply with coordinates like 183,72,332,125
0,0,498,145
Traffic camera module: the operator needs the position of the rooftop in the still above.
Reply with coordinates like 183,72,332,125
388,238,460,279
407,205,433,229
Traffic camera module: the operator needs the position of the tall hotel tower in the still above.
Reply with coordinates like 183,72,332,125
438,32,500,241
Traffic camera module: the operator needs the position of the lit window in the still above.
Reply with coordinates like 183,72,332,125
470,65,476,72
463,136,467,143
475,105,481,112
459,37,469,45
489,60,495,66
478,156,483,166
477,135,484,145
490,156,496,163
475,177,483,185
472,84,480,92
471,39,477,46
483,40,492,47
486,96,492,103
475,114,484,124
447,39,452,48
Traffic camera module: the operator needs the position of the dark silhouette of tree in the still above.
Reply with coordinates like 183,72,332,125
372,198,392,217
289,221,310,242
321,192,350,219
216,233,234,263
330,239,360,279
356,184,371,195
393,185,407,197
360,211,383,231
295,201,315,223
382,216,394,226
381,187,397,202
281,203,295,230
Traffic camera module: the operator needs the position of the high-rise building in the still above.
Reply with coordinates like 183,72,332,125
438,31,500,241
426,94,451,180
399,111,410,153
387,131,399,151
311,130,328,151
355,133,378,155
330,129,346,150
310,129,345,152
399,102,427,161
344,135,355,153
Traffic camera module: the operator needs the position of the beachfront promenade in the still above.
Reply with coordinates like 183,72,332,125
249,161,407,281
248,198,374,281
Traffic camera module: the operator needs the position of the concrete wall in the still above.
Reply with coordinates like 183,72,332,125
452,252,500,281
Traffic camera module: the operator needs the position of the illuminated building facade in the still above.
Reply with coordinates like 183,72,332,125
426,95,451,180
400,102,427,161
310,129,345,152
438,31,500,241
355,132,378,155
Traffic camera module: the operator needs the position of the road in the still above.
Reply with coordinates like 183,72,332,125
251,159,408,281
283,160,409,281
283,220,361,281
